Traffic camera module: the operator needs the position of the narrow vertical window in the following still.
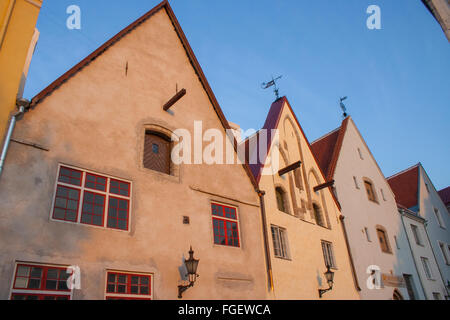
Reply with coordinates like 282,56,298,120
143,131,171,175
364,180,377,202
411,224,423,246
403,274,417,300
434,208,446,229
394,236,400,249
357,148,364,160
364,227,371,242
321,241,337,268
421,257,433,279
275,187,288,214
313,203,325,227
353,176,360,189
438,242,450,265
376,227,391,253
271,225,290,259
211,203,240,247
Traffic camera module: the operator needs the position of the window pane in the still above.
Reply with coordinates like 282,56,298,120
14,277,28,289
16,266,30,277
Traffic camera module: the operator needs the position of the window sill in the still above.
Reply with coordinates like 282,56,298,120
274,256,292,261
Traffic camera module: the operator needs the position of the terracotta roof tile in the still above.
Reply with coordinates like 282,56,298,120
438,186,450,205
310,117,350,181
387,165,419,209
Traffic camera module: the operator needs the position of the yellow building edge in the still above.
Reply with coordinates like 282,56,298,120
0,0,42,140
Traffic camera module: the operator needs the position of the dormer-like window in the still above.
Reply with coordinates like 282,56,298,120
144,131,171,175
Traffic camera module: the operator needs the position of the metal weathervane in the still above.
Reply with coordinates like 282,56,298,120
339,96,348,118
261,75,282,100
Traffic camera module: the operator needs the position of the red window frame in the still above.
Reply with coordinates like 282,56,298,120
11,264,72,300
52,165,131,231
80,191,106,227
105,271,152,300
85,173,107,192
53,185,81,222
110,179,130,197
211,203,240,247
107,196,130,231
11,293,70,300
58,166,83,186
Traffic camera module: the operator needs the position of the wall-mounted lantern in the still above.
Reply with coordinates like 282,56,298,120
318,265,335,298
178,246,200,299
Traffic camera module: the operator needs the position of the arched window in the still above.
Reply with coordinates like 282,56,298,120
376,226,392,254
275,187,288,214
144,131,171,175
313,203,325,227
363,179,377,203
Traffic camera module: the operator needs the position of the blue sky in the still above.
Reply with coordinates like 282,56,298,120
24,0,449,190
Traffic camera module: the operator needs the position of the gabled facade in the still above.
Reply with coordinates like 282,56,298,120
0,1,268,300
388,163,450,299
244,97,360,300
311,117,422,300
398,205,447,300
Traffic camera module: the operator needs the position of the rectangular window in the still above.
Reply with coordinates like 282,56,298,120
364,227,371,242
10,263,72,300
364,180,377,202
353,176,360,189
434,208,446,229
421,257,433,280
394,236,400,250
438,242,450,265
403,274,417,300
411,224,423,246
380,189,386,201
377,228,391,253
321,241,337,269
271,225,290,259
52,165,131,231
211,203,240,247
105,271,152,300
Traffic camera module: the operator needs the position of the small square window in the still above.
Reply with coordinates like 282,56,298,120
152,144,159,154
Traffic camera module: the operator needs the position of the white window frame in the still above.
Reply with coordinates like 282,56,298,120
9,261,74,300
321,240,337,269
434,208,446,229
104,269,154,300
271,225,290,260
420,257,434,280
438,241,450,265
411,224,423,246
50,163,132,232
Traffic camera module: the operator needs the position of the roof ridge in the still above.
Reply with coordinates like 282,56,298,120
386,163,421,180
310,126,341,145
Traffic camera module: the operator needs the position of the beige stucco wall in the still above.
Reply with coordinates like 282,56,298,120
332,118,422,300
256,101,359,300
0,8,268,300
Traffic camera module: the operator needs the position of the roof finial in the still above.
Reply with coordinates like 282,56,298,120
262,75,282,101
339,96,348,118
